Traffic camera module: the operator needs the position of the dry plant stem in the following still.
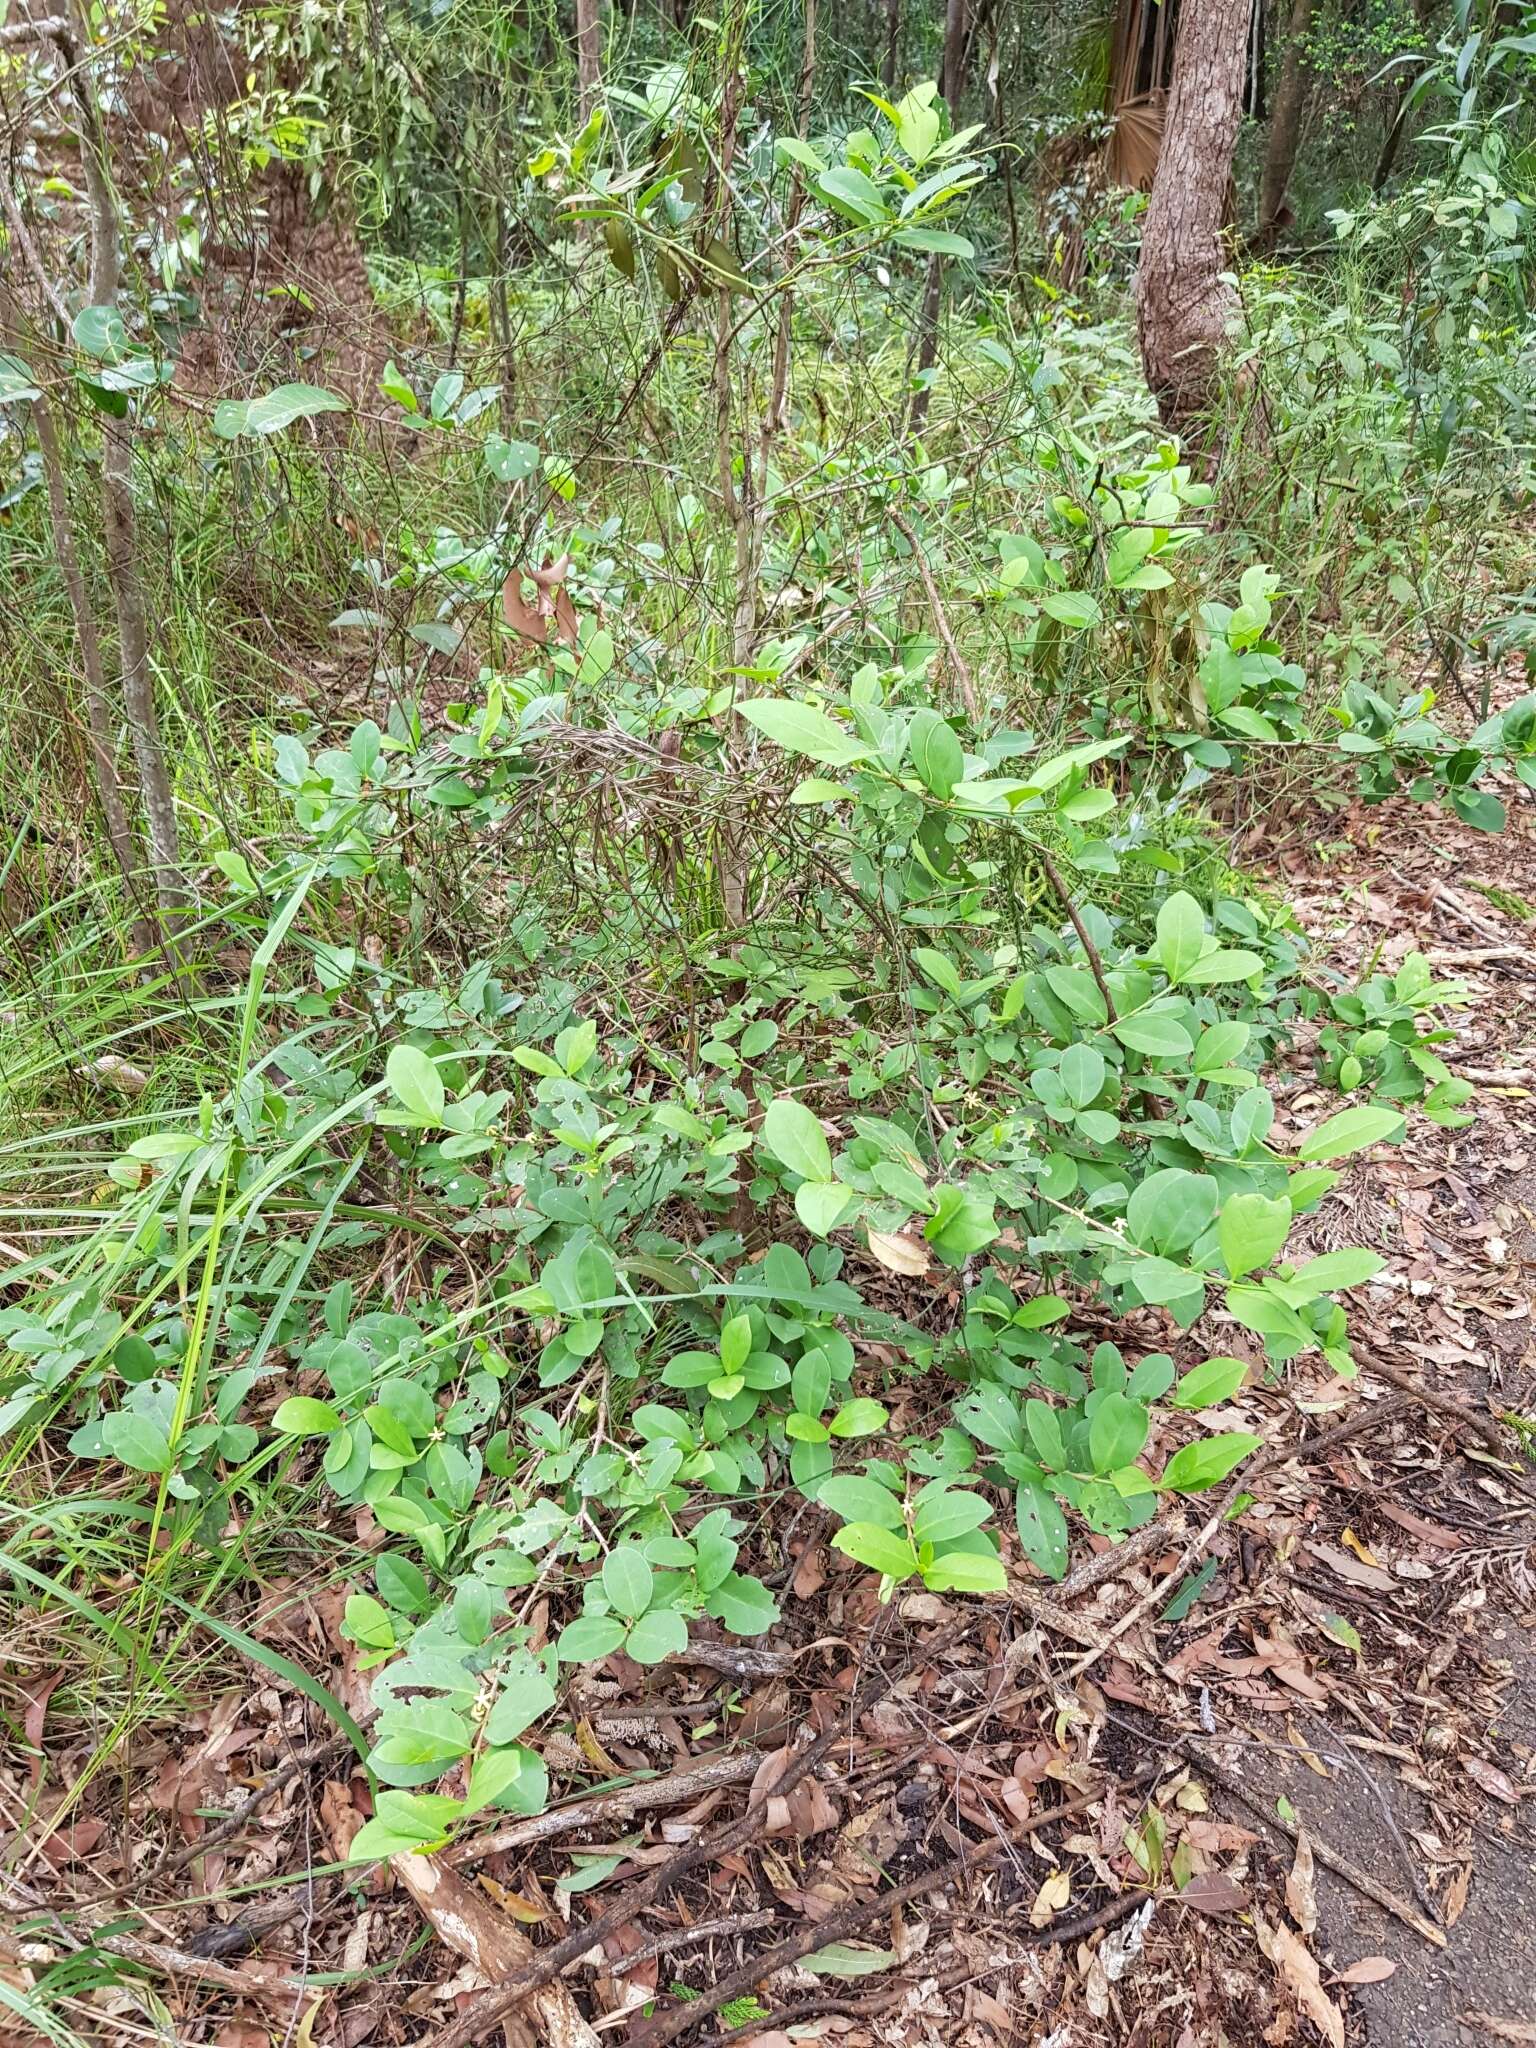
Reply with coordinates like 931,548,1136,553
420,1616,962,2048
1037,847,1118,1021
610,1910,778,1975
144,1736,351,1886
1198,1755,1446,1947
449,1750,760,1866
65,0,185,915
887,507,979,720
1064,1390,1415,1681
627,1766,1163,2048
1366,1352,1518,1456
1,1871,308,2005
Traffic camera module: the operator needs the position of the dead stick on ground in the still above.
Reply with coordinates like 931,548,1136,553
1066,1392,1418,1682
420,1615,966,2048
1366,1353,1521,1459
393,1852,598,2048
1197,1756,1446,1948
618,1769,1163,2039
610,1911,778,1975
623,1765,1163,2048
449,1751,760,1866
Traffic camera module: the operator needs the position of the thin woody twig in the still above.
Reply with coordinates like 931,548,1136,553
1038,847,1118,1022
888,507,979,720
627,1765,1163,2048
419,1615,962,2048
448,1750,760,1867
610,1910,778,1975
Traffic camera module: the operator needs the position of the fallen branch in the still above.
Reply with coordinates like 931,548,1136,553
393,1852,598,2048
1066,1389,1417,1681
419,1616,966,2048
1197,1757,1446,1948
1,1871,309,2006
610,1910,778,1975
449,1750,760,1867
625,1765,1162,2047
1366,1353,1523,1459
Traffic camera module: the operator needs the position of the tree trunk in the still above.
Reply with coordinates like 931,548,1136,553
1135,0,1252,433
1256,0,1315,246
881,0,900,89
575,0,601,124
1372,0,1436,192
907,0,969,435
67,0,185,914
941,0,967,108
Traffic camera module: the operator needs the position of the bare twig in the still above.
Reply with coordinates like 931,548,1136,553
448,1750,760,1867
419,1616,965,2048
627,1766,1163,2048
1037,848,1118,1022
146,1736,350,1886
610,1911,778,1975
1197,1756,1446,1947
888,508,979,720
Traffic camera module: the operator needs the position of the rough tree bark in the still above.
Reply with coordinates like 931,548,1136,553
575,0,601,124
941,0,967,109
1257,0,1315,246
881,0,901,90
1135,0,1252,432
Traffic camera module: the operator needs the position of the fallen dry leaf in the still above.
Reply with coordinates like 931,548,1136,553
865,1229,931,1277
1462,1757,1520,1805
1286,1830,1318,1937
1029,1869,1072,1927
1177,1870,1249,1915
1306,1540,1397,1593
19,1671,61,1790
1340,1528,1384,1569
1462,2018,1536,2043
1444,1862,1473,1926
1334,1956,1397,1985
1255,1912,1345,2048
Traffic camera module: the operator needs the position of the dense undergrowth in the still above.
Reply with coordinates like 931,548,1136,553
1,41,1535,1905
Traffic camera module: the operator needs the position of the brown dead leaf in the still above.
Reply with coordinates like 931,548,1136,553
1255,1913,1344,2048
1376,1502,1472,1550
1178,1870,1249,1914
1286,1831,1318,1937
1444,1862,1472,1926
1334,1956,1397,1985
320,1781,365,1863
1462,2018,1536,2043
1462,1757,1521,1804
865,1230,931,1277
1305,1541,1396,1593
500,556,579,649
748,1746,840,1839
791,1545,827,1600
18,1670,61,1790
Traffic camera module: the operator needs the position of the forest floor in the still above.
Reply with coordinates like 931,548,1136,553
3,791,1533,2048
